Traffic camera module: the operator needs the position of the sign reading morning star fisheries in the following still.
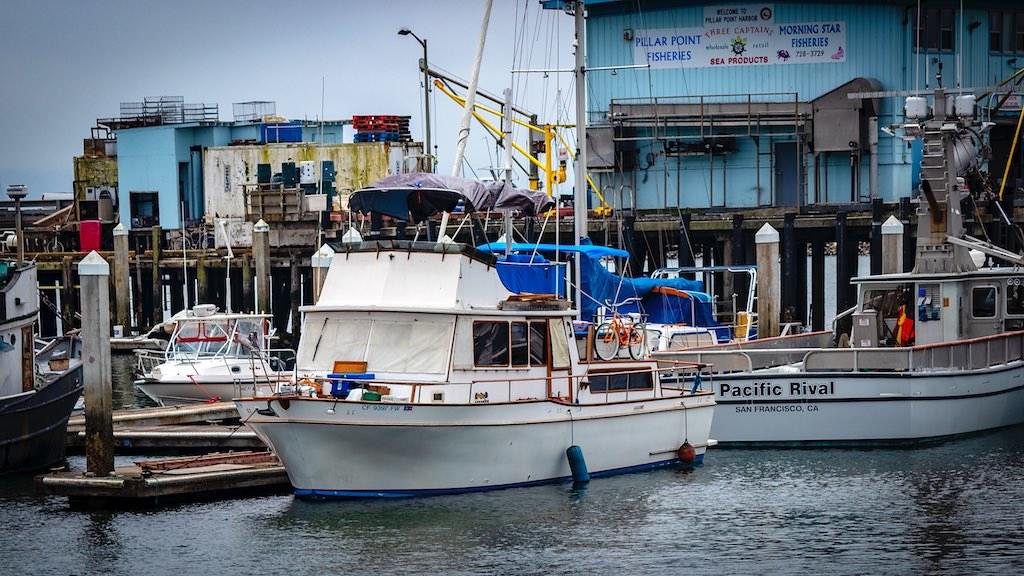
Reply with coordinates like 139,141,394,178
633,4,846,69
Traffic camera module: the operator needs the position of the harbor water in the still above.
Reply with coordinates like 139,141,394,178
2,426,1023,575
5,256,1023,575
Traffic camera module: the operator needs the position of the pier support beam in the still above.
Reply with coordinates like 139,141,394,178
289,252,301,339
870,198,883,276
253,220,270,314
899,197,915,273
782,213,798,326
835,212,856,314
80,251,113,477
678,214,695,278
241,256,252,313
196,254,208,306
113,224,130,333
61,256,75,330
811,239,826,331
882,215,904,275
151,226,162,326
755,223,780,339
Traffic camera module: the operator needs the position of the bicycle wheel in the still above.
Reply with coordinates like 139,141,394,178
593,322,620,361
627,325,646,360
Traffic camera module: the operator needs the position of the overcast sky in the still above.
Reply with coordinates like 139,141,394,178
0,0,576,195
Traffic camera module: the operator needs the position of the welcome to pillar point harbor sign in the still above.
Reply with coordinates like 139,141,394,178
633,4,846,69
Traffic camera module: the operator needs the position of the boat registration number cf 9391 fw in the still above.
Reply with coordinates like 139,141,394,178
719,381,835,398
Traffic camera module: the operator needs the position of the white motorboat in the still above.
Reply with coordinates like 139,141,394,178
657,88,1024,445
235,239,715,498
135,305,293,406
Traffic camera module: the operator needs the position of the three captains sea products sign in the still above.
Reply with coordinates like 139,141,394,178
633,4,846,69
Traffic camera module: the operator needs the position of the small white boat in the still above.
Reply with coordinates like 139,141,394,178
135,305,293,406
236,239,715,498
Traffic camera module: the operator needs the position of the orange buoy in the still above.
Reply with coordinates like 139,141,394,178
677,442,695,464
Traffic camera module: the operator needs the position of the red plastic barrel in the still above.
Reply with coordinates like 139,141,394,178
79,220,101,252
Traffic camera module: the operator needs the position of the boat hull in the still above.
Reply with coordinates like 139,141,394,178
694,361,1024,445
136,376,280,406
237,395,715,497
0,365,83,473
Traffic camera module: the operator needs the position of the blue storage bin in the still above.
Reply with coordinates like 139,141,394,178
327,373,375,397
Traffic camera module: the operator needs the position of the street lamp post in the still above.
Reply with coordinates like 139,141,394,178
6,184,27,267
398,28,432,172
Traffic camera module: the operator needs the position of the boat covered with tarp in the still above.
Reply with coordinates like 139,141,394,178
350,173,555,222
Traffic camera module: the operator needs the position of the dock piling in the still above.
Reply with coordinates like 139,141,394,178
755,223,780,338
882,215,904,274
253,219,270,314
150,225,162,325
79,251,113,477
870,198,883,276
113,224,130,332
810,239,826,331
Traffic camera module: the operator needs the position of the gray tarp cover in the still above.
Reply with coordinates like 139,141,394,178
358,173,554,218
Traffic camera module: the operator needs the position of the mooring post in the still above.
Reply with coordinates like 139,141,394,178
311,244,334,303
113,224,130,334
870,198,883,276
150,225,163,325
80,251,113,477
755,223,780,338
882,215,904,275
811,239,825,331
253,219,270,314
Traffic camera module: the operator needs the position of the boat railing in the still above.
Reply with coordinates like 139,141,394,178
297,363,708,405
135,350,167,375
803,330,1024,373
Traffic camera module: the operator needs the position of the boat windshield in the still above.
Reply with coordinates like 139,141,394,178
170,317,267,358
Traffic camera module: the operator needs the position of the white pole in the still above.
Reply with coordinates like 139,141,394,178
503,87,514,256
573,0,588,318
439,0,494,241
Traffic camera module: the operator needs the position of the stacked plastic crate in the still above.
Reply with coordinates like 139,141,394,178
351,115,412,143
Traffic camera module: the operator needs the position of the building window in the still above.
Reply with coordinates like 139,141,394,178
990,10,1024,54
129,191,160,228
914,7,955,52
972,287,997,318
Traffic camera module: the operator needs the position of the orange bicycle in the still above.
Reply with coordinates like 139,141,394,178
593,297,646,360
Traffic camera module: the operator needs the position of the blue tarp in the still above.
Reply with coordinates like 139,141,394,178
495,253,566,296
483,242,726,335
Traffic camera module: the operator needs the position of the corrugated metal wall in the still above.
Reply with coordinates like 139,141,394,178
585,1,1009,209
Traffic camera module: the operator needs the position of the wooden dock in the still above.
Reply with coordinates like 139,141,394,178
66,402,266,453
37,451,290,507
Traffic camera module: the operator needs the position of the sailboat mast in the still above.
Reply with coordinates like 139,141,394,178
573,0,587,318
503,87,514,256
439,0,494,241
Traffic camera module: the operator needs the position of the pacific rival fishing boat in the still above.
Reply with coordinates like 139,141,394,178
236,240,714,497
135,306,292,406
657,88,1024,445
0,258,83,472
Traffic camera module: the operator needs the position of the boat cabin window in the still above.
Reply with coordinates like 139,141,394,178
972,286,997,318
587,370,653,392
474,320,549,368
298,314,453,375
1007,280,1024,316
862,285,914,344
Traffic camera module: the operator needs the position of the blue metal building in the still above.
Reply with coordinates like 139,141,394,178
104,98,346,229
582,1,1023,210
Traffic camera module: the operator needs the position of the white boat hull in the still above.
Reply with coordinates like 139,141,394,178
692,361,1024,445
237,394,715,497
136,377,280,406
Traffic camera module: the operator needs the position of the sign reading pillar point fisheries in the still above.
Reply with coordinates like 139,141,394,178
634,4,845,69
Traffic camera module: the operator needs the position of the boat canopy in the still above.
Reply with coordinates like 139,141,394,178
479,241,713,324
350,173,555,222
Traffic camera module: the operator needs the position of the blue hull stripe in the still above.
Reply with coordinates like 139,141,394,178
294,455,704,499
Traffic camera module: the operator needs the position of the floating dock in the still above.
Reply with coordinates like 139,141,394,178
37,451,290,507
65,402,265,453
